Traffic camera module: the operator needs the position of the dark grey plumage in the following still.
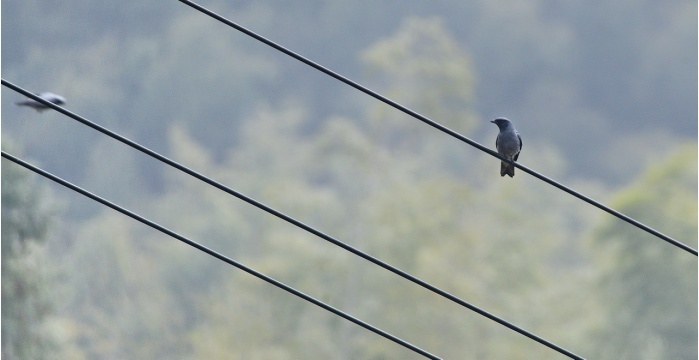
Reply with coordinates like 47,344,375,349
15,92,66,112
491,118,522,177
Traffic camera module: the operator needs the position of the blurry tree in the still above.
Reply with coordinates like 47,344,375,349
361,17,478,142
5,0,695,357
589,143,697,359
178,17,596,359
1,153,56,359
182,17,596,358
56,211,192,359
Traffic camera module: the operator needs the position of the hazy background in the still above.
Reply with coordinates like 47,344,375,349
2,0,697,359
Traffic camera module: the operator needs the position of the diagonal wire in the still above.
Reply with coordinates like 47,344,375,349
1,150,441,360
175,0,696,257
3,79,586,360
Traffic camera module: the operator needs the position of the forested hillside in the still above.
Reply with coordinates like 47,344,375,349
2,0,696,359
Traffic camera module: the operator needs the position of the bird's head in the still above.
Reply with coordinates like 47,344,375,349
490,118,512,130
40,92,66,106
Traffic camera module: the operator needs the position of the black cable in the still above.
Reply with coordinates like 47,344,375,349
3,80,586,360
1,150,441,360
175,0,696,257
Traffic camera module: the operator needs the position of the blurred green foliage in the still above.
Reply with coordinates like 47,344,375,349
2,1,697,359
590,144,697,359
2,147,55,359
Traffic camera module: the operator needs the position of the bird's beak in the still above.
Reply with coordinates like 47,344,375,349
490,120,496,123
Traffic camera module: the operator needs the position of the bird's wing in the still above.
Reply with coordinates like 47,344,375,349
517,133,522,151
495,133,500,150
513,133,522,162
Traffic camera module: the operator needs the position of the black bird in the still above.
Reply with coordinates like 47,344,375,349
16,92,66,112
491,118,522,177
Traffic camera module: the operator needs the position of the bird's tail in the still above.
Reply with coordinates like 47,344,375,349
15,101,45,112
500,161,515,178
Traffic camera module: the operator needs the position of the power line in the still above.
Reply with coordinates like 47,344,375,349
1,150,441,360
3,80,586,360
175,0,697,257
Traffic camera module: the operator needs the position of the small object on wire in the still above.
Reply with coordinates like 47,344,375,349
15,92,66,112
491,118,522,178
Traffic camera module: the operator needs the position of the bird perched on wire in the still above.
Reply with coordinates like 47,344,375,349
15,92,66,112
491,118,522,177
